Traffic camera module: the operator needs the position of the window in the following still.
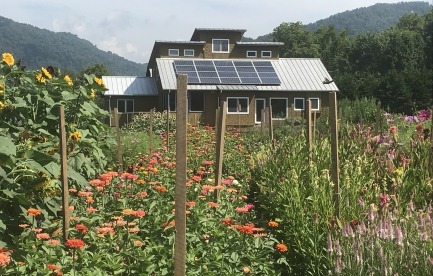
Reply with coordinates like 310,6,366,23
184,49,194,57
169,91,176,112
294,98,305,111
227,97,249,114
246,51,257,58
261,51,272,58
309,98,320,111
117,99,134,113
168,49,179,56
212,39,229,53
270,98,288,119
189,91,204,112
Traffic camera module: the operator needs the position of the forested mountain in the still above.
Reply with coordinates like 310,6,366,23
305,1,431,34
0,16,146,76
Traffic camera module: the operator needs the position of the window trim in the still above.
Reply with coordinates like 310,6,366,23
246,50,257,58
212,39,230,53
270,97,288,120
168,49,179,56
227,97,249,114
184,49,194,57
189,91,205,112
261,51,272,58
308,98,320,111
294,98,305,111
117,99,134,113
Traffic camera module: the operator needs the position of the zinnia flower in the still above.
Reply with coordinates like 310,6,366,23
268,221,279,228
27,208,42,216
36,233,50,240
276,243,288,253
75,224,88,234
0,252,11,267
2,53,14,66
65,239,85,249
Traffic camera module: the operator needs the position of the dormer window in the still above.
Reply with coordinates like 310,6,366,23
184,49,194,57
246,51,257,58
261,51,272,58
212,39,229,53
169,49,179,56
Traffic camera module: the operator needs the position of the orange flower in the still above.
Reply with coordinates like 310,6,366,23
221,217,233,225
0,252,11,267
47,264,61,271
136,191,148,198
133,240,144,246
134,210,146,218
36,233,50,240
65,239,85,249
155,186,167,192
276,243,288,253
207,202,219,208
75,224,88,234
122,209,136,216
86,207,97,213
27,208,41,216
48,239,60,246
268,221,279,228
389,125,397,134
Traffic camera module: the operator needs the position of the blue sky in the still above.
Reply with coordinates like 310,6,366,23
1,0,430,63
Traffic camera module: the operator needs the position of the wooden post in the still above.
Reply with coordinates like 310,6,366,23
174,74,187,276
215,101,227,200
306,100,313,153
329,92,340,218
261,108,265,135
149,109,154,154
59,106,69,242
313,111,317,142
166,108,170,148
268,106,273,142
375,101,382,135
112,108,122,170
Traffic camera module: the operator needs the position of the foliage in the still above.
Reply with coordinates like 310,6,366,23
0,16,146,76
123,110,176,134
0,53,115,242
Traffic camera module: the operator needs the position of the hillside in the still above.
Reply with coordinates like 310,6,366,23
0,16,147,76
243,1,432,41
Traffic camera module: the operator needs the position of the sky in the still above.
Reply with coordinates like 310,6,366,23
1,0,431,64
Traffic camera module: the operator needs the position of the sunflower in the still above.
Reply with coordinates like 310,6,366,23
93,76,105,87
36,73,46,84
64,75,73,86
0,82,4,94
2,53,14,66
41,67,52,79
69,131,81,142
90,89,96,99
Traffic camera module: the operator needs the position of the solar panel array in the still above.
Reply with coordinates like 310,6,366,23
173,60,280,85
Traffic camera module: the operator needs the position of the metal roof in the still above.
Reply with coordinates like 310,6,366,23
194,28,246,33
102,76,158,96
236,42,284,46
155,40,206,45
217,85,258,91
156,58,339,92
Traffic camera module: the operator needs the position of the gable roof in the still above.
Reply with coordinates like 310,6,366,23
156,58,339,92
102,76,158,96
191,28,246,40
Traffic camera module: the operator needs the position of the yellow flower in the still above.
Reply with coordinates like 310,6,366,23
93,77,105,87
41,67,52,79
64,75,73,86
0,101,4,110
2,53,14,66
0,82,4,94
90,89,95,99
36,73,46,84
69,131,81,142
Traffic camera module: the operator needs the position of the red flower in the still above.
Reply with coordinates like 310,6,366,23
65,239,85,249
75,224,88,234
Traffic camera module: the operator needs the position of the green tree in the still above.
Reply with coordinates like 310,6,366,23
80,63,111,77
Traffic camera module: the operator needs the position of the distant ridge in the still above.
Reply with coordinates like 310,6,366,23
0,16,147,76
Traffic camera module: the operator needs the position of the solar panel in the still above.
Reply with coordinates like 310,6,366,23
173,59,280,85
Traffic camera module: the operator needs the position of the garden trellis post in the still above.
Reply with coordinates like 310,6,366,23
166,106,170,148
267,106,273,143
59,105,70,241
112,108,122,171
149,109,153,154
175,74,187,276
261,108,265,135
215,101,227,201
329,92,341,218
306,99,313,154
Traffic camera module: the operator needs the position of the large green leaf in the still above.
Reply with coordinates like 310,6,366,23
0,136,16,157
44,162,61,177
67,166,89,187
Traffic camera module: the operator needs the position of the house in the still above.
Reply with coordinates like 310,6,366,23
102,76,158,126
107,28,339,127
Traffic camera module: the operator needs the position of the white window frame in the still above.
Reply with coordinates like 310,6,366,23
270,98,288,120
184,49,194,57
261,51,272,58
168,49,179,56
294,98,305,111
309,98,320,111
117,99,134,113
212,39,229,53
227,97,249,114
246,51,257,58
189,91,204,112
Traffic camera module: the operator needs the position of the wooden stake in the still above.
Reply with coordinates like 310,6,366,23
306,100,313,153
112,108,122,170
261,108,265,135
329,92,340,218
174,74,187,276
149,109,154,154
166,108,170,148
214,101,227,201
268,106,273,143
59,106,69,242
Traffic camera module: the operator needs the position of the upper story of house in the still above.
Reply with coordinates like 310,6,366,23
147,28,284,77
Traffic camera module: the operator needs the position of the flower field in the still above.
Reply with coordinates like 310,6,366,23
1,53,433,275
